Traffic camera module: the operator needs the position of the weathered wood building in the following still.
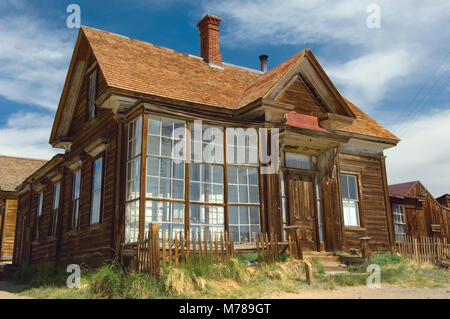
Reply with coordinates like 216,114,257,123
389,181,450,242
436,194,449,209
13,15,400,268
0,155,46,261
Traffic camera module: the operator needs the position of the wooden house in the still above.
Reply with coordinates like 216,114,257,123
389,181,450,242
0,155,46,261
13,15,400,268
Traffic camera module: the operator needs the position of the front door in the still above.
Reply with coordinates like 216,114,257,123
287,171,318,251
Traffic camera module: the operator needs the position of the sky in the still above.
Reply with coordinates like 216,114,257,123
0,0,449,196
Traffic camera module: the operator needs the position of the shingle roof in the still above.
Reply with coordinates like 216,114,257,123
339,99,399,142
388,181,420,197
81,26,398,142
0,155,47,192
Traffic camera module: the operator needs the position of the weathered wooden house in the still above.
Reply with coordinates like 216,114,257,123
389,181,450,242
13,15,400,268
0,155,46,261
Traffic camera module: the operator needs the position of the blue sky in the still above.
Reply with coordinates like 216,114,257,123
0,0,449,196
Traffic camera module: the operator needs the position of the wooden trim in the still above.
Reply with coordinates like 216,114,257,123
139,113,149,239
380,155,395,247
184,122,191,235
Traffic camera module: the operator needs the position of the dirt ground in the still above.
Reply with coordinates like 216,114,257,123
265,284,450,299
0,281,31,299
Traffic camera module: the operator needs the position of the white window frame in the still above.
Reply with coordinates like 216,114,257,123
90,156,104,225
51,183,60,236
392,204,406,242
341,174,361,227
35,192,43,240
71,170,81,229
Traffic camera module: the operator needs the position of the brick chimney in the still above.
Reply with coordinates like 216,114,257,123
197,14,222,66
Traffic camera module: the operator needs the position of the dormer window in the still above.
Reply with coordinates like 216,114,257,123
87,70,97,121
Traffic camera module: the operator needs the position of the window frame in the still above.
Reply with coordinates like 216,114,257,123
340,173,363,227
50,183,60,236
392,203,406,242
35,192,43,240
86,69,97,121
90,153,105,225
71,169,82,230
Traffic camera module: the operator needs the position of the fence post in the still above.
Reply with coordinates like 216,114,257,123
149,223,160,278
304,260,313,285
360,237,371,261
413,238,419,261
295,229,303,260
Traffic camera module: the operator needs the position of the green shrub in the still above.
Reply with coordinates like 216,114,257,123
13,267,35,283
89,262,125,298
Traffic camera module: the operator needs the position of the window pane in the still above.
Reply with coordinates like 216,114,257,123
148,136,160,155
147,157,159,176
91,191,101,224
173,180,184,200
159,178,171,198
125,201,139,243
146,177,159,198
285,152,311,170
228,166,238,184
239,206,249,224
160,158,172,178
348,175,358,200
248,168,258,185
249,207,260,224
341,175,349,199
239,225,250,242
229,206,239,225
93,158,103,190
148,117,161,135
249,186,259,203
239,185,249,203
229,185,238,203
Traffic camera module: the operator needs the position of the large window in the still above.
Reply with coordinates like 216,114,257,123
71,170,81,229
50,183,60,236
146,116,186,238
227,130,260,243
125,116,142,243
124,116,262,243
35,192,43,240
90,156,104,224
341,174,360,226
190,125,225,238
392,204,406,242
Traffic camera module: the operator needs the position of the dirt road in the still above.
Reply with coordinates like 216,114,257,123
266,284,450,299
0,281,31,299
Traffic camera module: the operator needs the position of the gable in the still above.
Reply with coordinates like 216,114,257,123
274,75,324,115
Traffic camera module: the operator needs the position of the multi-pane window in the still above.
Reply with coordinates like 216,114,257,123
190,125,225,237
50,183,60,236
392,204,406,242
125,116,142,243
341,174,360,226
146,116,186,238
227,129,260,243
91,156,103,224
87,71,97,120
35,192,43,240
283,152,317,170
71,170,81,229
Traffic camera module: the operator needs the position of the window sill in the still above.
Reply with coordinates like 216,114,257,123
344,226,367,231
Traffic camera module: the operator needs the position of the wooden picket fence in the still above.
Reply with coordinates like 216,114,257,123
132,223,302,277
134,223,236,277
395,236,449,263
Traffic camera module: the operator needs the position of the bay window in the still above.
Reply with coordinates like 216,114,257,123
124,115,262,243
341,174,360,227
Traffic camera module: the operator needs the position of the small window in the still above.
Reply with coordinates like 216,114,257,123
341,174,360,226
71,170,81,229
87,70,97,120
91,156,104,224
35,192,43,240
50,183,60,236
392,204,406,242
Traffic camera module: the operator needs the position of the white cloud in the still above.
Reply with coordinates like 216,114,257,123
0,112,58,160
326,49,417,110
202,0,450,109
0,9,74,109
385,108,450,197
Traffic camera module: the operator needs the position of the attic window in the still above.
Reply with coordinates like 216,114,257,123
87,70,97,121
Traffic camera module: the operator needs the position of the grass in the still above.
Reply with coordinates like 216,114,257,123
11,253,450,298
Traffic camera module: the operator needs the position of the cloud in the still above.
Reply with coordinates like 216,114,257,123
202,0,450,109
326,49,417,110
0,6,74,110
385,108,450,197
0,112,59,159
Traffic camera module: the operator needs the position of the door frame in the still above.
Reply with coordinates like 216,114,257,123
281,167,322,251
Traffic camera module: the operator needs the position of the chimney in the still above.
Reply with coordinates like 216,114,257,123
197,14,222,66
259,55,268,72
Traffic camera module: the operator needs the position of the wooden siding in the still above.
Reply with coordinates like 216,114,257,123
0,199,18,261
339,154,391,251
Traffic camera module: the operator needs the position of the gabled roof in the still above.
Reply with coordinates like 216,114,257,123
0,155,47,192
51,26,399,145
388,181,420,197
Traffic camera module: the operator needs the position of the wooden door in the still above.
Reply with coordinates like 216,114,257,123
287,172,317,251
